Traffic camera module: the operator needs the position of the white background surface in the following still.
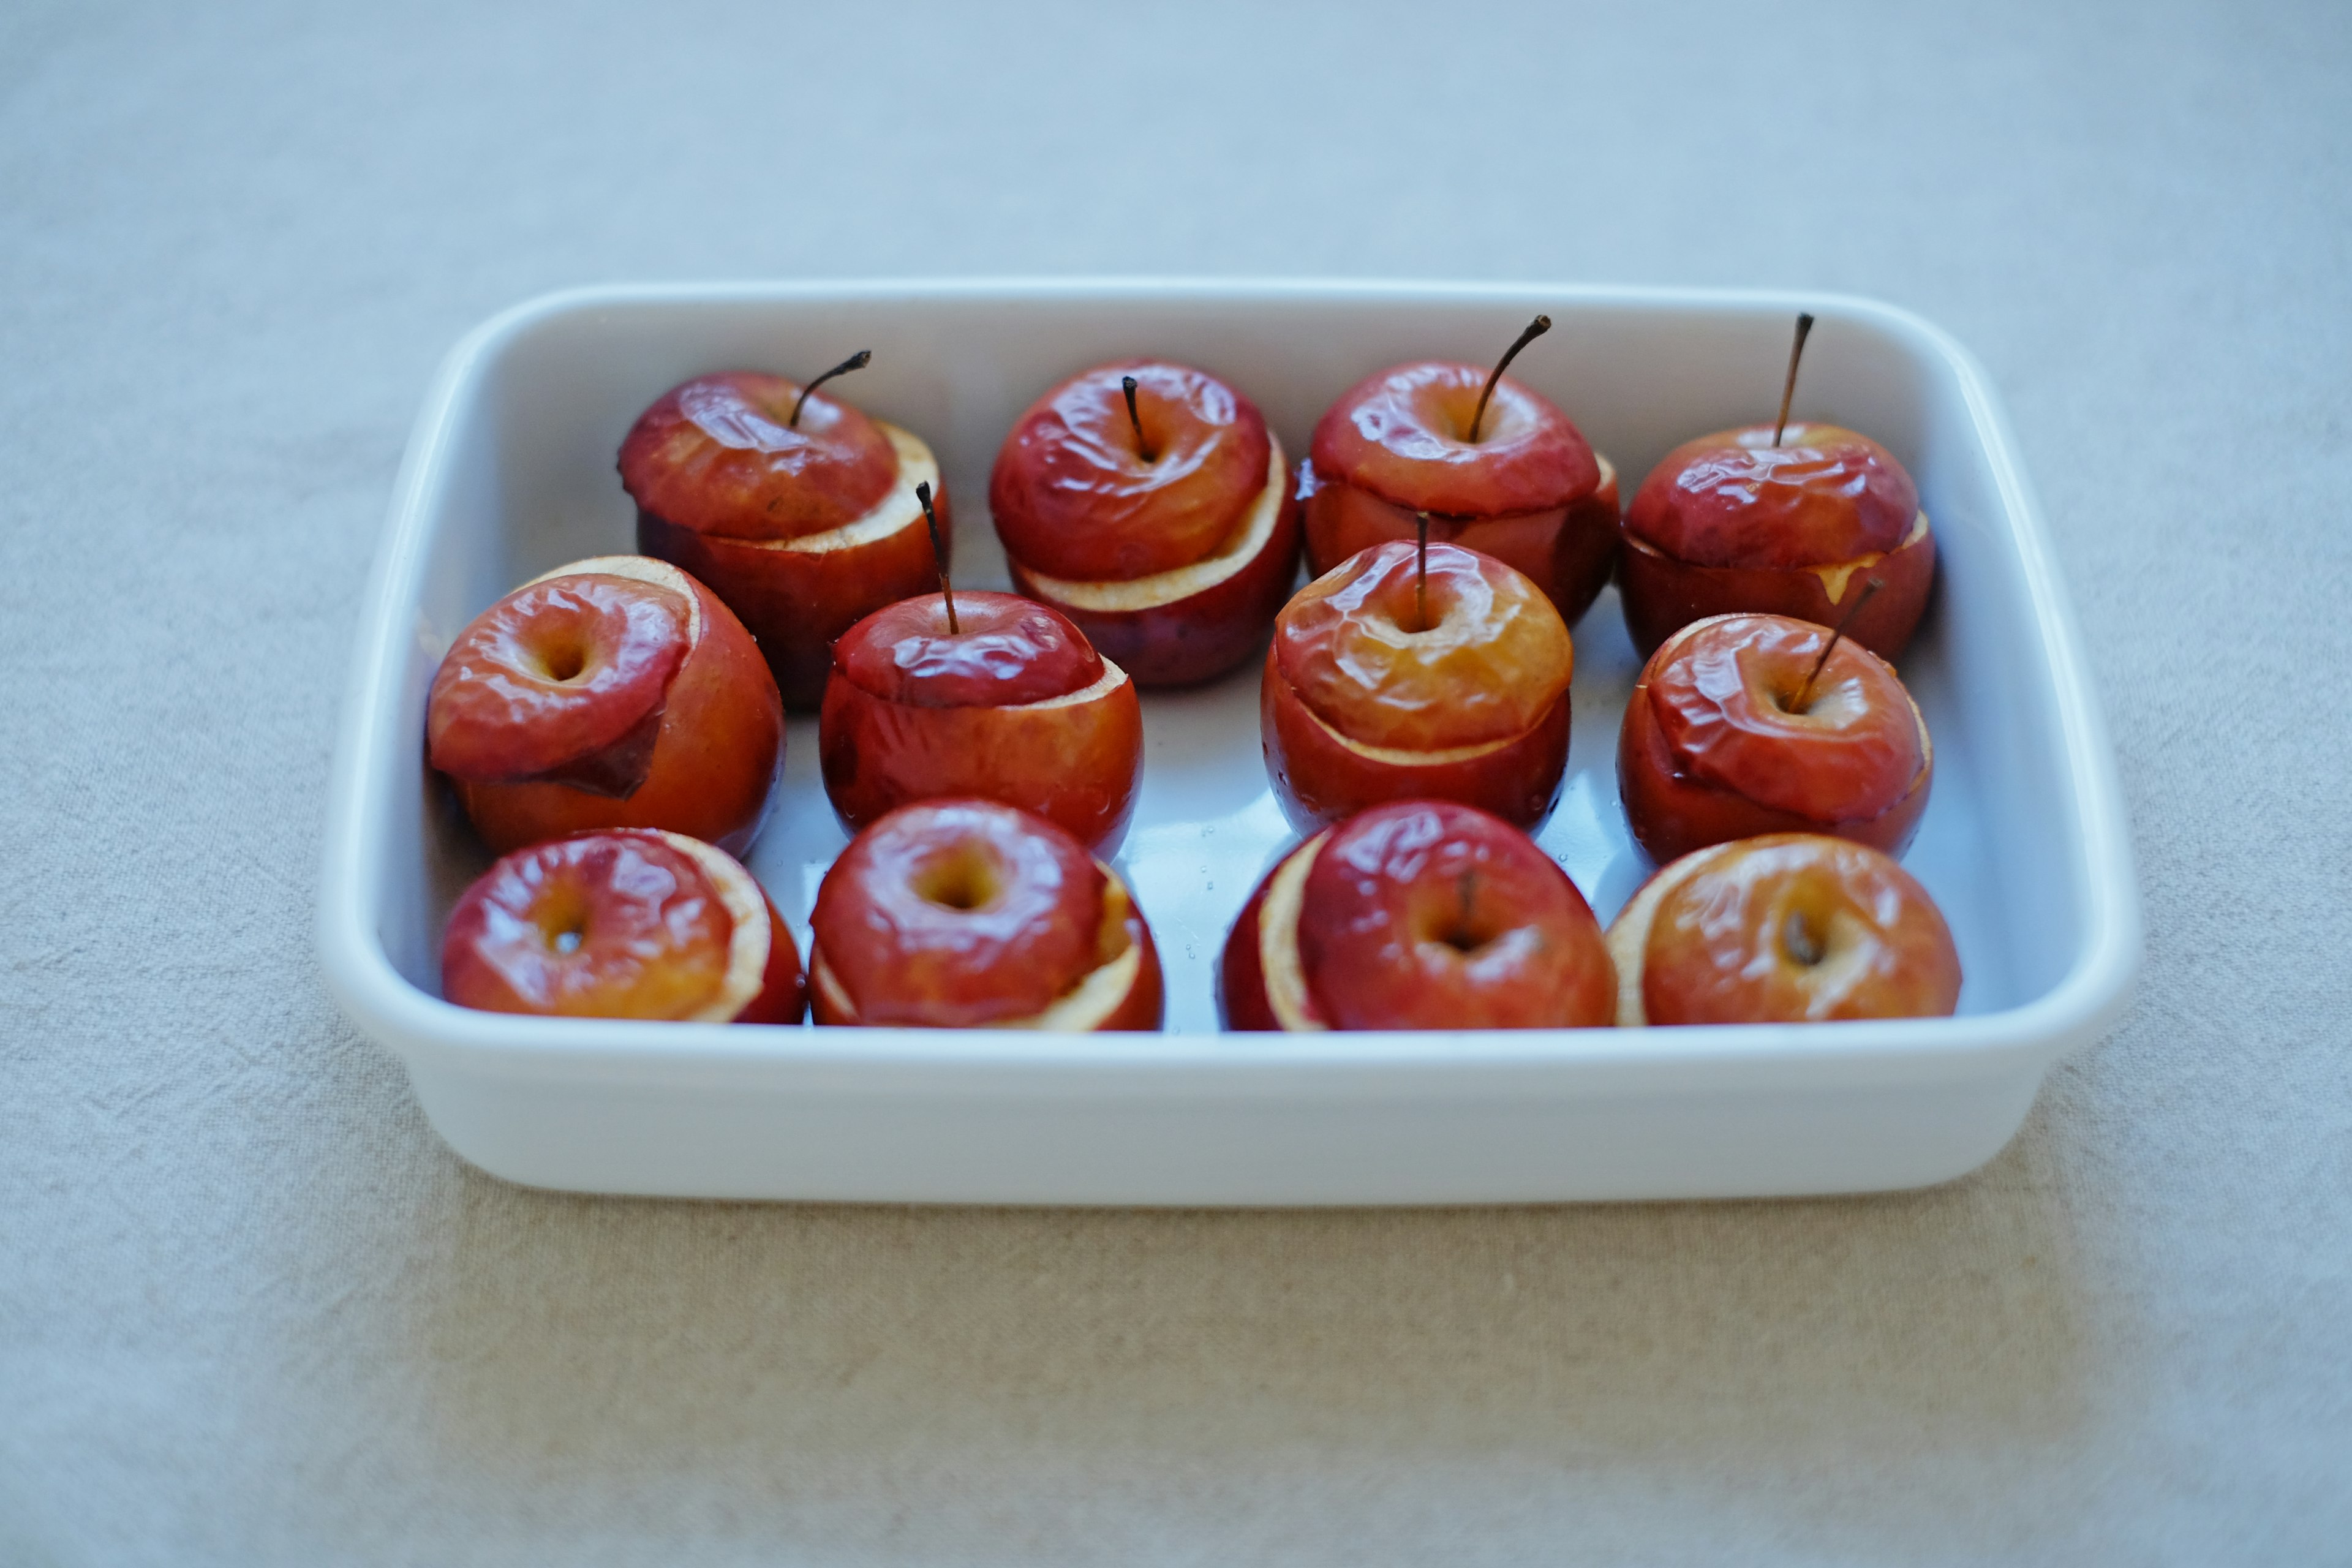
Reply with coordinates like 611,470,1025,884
2,1,2346,1561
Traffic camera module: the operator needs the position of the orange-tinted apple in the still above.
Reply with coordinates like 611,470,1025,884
807,798,1163,1030
426,555,783,856
818,590,1144,854
990,360,1300,687
1262,541,1573,832
1619,422,1934,658
621,369,949,709
1302,347,1618,624
1218,800,1613,1031
1606,834,1961,1026
1619,612,1932,864
442,828,804,1023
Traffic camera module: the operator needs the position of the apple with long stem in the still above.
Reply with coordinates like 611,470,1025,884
1619,313,1936,659
621,357,951,709
1300,315,1619,625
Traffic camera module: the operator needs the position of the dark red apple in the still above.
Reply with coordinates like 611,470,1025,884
620,369,949,709
1618,612,1932,864
1218,800,1613,1031
426,555,783,856
1261,541,1573,832
818,590,1144,854
442,827,804,1023
807,798,1163,1030
1606,834,1961,1025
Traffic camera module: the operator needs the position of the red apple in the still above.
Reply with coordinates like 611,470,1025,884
1619,422,1934,659
620,369,949,709
426,555,783,856
1618,612,1932,864
807,798,1163,1030
1218,800,1613,1031
1303,356,1618,624
990,360,1302,687
1605,834,1961,1025
442,827,804,1023
1261,541,1573,832
818,590,1144,854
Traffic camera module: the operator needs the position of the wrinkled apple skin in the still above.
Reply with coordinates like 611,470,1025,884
832,592,1101,709
617,371,899,541
1616,515,1936,661
1618,615,1932,864
1310,362,1599,518
810,899,1163,1031
446,565,784,858
1301,459,1619,627
1215,866,1282,1032
1625,424,1916,569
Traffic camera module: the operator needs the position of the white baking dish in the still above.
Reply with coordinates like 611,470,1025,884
317,279,2138,1204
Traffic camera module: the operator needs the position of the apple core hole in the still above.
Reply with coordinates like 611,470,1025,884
537,642,589,683
914,851,1000,913
534,891,593,956
1782,910,1825,968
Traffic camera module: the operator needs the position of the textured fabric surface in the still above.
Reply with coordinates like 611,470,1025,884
3,1,2348,1561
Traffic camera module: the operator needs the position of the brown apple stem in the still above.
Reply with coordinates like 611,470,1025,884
916,480,957,633
1415,511,1431,632
789,349,873,428
1771,313,1815,447
1468,314,1551,443
1790,577,1883,712
1121,374,1152,461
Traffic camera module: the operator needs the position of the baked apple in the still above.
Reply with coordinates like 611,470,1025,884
426,554,783,856
818,589,1144,854
807,798,1163,1030
1261,540,1573,833
1618,611,1932,864
1605,834,1961,1026
442,827,804,1023
1301,317,1619,625
991,360,1302,687
1218,799,1613,1031
620,364,949,709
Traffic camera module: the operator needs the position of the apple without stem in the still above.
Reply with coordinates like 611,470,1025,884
807,798,1163,1031
1303,359,1618,625
1261,541,1574,833
442,827,804,1023
1605,834,1961,1026
1618,612,1932,864
818,590,1145,854
426,555,783,856
1619,422,1935,659
1218,800,1613,1031
621,370,951,709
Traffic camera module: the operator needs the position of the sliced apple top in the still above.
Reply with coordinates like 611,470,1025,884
1626,423,1918,569
1646,614,1926,815
833,590,1105,709
619,371,900,541
989,361,1273,581
809,798,1112,1028
1293,800,1613,1030
427,570,691,790
1308,361,1599,518
1274,541,1572,750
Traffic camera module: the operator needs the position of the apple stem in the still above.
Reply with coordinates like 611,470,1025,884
1772,313,1815,447
1468,314,1550,443
1415,511,1431,631
1121,374,1153,461
789,349,873,429
916,480,957,633
1790,576,1883,712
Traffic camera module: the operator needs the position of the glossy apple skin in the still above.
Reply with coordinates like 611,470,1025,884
1618,614,1932,864
429,560,784,858
617,371,899,540
819,593,1144,854
807,799,1162,1030
1618,835,1961,1025
441,829,804,1023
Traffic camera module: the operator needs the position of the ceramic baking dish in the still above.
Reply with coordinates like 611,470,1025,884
317,279,2139,1204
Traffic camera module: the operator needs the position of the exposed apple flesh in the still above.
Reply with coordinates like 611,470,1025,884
807,799,1163,1030
1619,612,1932,864
636,421,948,709
617,370,899,540
1616,508,1935,660
427,556,784,857
1605,834,1961,1027
1008,434,1303,688
442,827,804,1023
